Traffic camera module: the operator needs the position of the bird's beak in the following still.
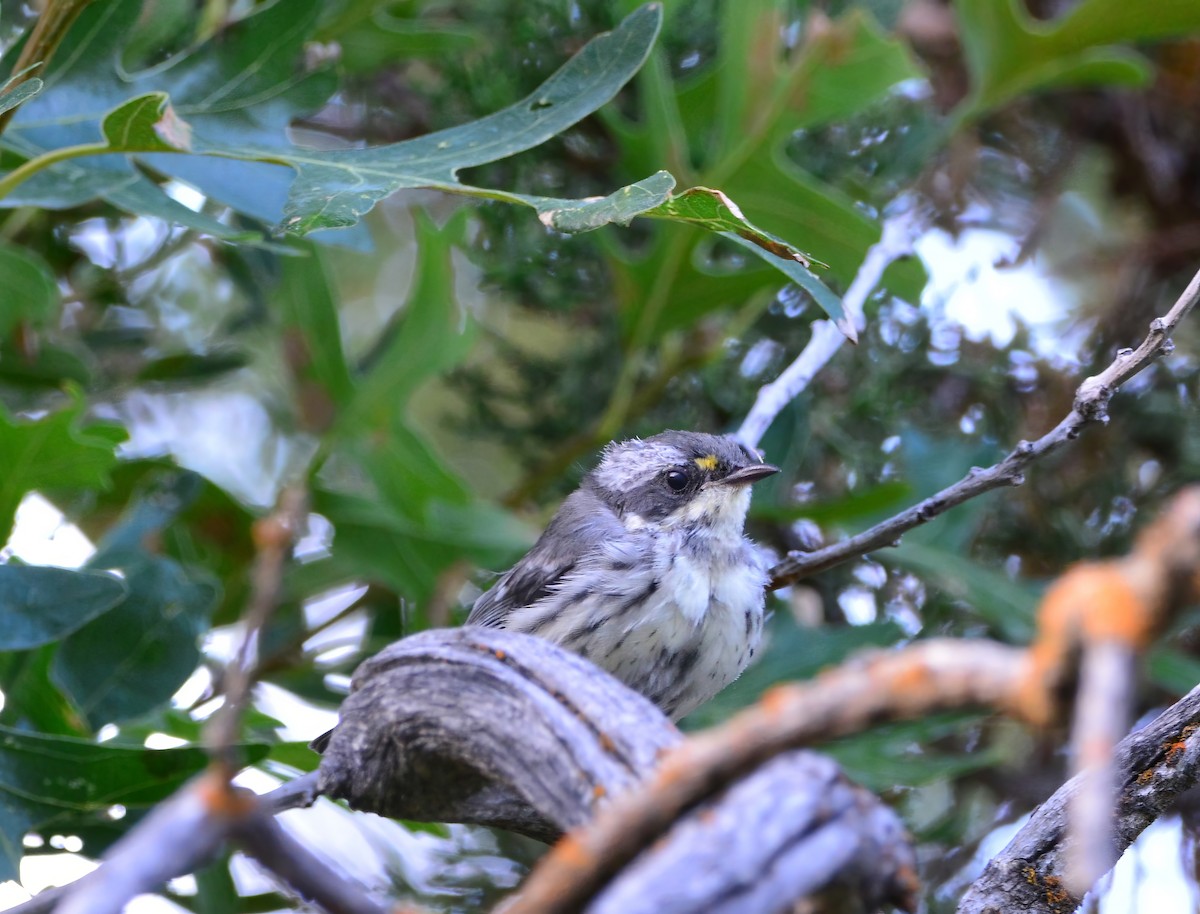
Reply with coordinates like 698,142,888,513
720,464,780,486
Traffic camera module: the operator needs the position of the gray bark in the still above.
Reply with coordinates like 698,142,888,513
959,683,1200,914
587,751,916,914
316,627,682,840
316,627,916,912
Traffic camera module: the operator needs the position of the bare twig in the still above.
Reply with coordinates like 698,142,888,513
16,771,392,914
260,770,323,815
36,772,240,914
205,486,308,764
769,265,1200,587
958,684,1200,914
507,638,1025,914
737,204,926,450
234,811,396,914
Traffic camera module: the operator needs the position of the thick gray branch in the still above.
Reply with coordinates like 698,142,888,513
319,628,916,914
588,751,915,914
316,627,681,841
959,683,1200,914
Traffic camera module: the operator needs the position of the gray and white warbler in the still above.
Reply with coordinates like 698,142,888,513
468,430,779,720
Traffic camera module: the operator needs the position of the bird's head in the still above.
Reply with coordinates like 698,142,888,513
586,430,779,535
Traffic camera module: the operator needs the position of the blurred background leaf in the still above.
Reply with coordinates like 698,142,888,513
1,0,1200,909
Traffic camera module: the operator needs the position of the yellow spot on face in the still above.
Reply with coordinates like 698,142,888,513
694,455,718,471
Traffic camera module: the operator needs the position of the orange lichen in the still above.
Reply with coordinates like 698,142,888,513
1018,563,1148,726
1021,866,1073,912
1042,874,1070,906
1163,724,1198,767
195,771,256,818
759,683,799,717
888,659,934,694
550,833,593,868
251,515,292,550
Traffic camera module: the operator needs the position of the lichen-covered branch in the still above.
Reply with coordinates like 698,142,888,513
958,685,1200,914
508,639,1025,914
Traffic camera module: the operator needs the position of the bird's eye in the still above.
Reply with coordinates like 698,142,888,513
665,469,688,492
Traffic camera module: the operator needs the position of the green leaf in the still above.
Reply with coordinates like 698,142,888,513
685,618,905,728
785,11,926,128
0,399,126,544
0,726,222,881
341,209,473,433
0,242,58,335
134,350,250,383
532,170,676,232
603,6,927,340
753,480,913,526
0,3,679,245
274,4,665,234
357,423,471,520
955,0,1200,120
1146,646,1200,696
826,712,1000,790
49,476,218,729
100,91,192,153
0,339,92,389
274,244,355,412
0,0,335,238
51,558,218,729
720,232,850,337
0,646,87,736
312,488,535,603
0,565,128,650
0,77,42,116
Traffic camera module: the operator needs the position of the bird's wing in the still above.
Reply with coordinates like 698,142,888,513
466,487,623,628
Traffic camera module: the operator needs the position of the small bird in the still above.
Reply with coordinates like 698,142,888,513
468,430,778,720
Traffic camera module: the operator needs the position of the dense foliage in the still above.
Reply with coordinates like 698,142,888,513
2,0,1200,910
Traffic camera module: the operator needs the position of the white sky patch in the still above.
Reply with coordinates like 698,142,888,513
3,493,96,568
1103,817,1199,913
164,181,206,212
255,680,339,742
838,585,878,625
116,389,314,509
916,228,1074,358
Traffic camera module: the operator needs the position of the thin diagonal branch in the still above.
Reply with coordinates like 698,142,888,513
737,202,926,450
205,485,308,765
768,265,1200,588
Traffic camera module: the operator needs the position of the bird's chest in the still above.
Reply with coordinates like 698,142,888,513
599,533,766,717
652,539,762,632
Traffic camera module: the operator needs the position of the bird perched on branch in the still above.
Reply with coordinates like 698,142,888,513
468,430,778,720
